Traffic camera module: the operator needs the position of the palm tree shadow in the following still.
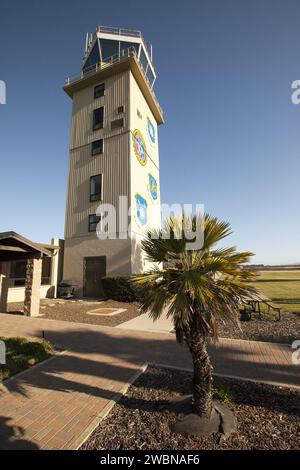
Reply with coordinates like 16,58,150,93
0,326,298,418
0,416,39,450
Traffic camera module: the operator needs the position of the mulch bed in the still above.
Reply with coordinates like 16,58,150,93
81,366,300,450
7,299,140,327
217,310,300,344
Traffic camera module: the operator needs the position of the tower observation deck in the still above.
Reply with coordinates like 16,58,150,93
81,26,156,88
64,26,163,123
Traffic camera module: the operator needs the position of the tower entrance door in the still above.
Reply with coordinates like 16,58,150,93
83,256,106,297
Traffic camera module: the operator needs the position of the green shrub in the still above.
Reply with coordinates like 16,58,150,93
101,276,143,302
213,384,232,402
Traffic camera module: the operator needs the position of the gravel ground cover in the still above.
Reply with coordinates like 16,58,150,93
217,310,300,344
8,298,140,327
81,366,300,450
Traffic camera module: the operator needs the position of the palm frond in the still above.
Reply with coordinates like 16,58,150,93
132,212,255,342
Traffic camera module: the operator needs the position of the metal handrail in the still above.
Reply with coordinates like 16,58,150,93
96,26,142,38
65,48,163,117
95,26,151,56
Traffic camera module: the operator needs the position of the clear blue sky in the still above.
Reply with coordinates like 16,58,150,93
0,0,299,264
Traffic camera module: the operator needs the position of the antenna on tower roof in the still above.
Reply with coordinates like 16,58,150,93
84,32,89,56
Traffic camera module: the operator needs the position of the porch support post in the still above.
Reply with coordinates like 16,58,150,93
24,257,42,317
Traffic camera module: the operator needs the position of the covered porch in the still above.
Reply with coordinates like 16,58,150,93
0,232,58,316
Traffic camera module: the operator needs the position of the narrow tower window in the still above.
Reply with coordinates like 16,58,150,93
89,214,101,232
93,107,104,130
90,174,102,202
94,83,105,99
91,139,103,155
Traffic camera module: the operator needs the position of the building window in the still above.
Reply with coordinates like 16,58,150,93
94,83,105,99
111,118,124,130
82,40,101,74
90,174,102,202
100,39,119,61
41,257,51,285
139,47,149,73
10,261,26,286
91,139,103,155
146,67,155,87
89,214,101,232
93,107,104,130
10,258,51,286
117,105,124,114
120,41,140,56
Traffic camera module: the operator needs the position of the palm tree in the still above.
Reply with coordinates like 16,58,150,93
133,213,256,433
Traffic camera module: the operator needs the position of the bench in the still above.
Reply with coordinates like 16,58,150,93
265,301,282,321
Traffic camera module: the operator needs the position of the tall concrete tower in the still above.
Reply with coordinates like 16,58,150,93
63,26,164,296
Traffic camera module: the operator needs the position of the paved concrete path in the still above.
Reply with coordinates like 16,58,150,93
118,310,172,332
0,313,298,450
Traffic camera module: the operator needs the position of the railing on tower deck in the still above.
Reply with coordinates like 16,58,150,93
65,47,163,118
96,25,142,38
95,26,152,58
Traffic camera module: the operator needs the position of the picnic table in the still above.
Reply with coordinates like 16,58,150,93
240,293,282,321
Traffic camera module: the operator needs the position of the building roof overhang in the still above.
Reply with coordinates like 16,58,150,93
63,55,164,125
0,232,55,262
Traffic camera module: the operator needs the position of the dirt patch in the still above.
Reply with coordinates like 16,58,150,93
87,308,126,316
81,366,300,450
7,299,140,327
217,311,300,344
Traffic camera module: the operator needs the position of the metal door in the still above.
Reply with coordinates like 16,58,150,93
83,256,106,297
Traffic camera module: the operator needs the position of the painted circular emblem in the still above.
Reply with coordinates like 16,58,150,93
146,116,156,145
135,193,148,226
148,173,158,201
132,129,147,165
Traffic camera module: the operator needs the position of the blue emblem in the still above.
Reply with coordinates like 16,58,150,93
147,117,156,144
148,174,158,200
135,194,148,226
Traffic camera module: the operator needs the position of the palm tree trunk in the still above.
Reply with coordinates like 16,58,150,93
185,331,213,418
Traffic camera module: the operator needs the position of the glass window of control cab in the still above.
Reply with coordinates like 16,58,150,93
93,107,104,130
146,67,155,87
83,41,100,74
120,41,140,56
139,47,148,73
100,39,119,61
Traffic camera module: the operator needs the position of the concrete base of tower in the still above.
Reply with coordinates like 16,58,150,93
63,235,145,297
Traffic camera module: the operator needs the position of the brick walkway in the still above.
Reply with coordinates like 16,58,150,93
0,313,298,450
